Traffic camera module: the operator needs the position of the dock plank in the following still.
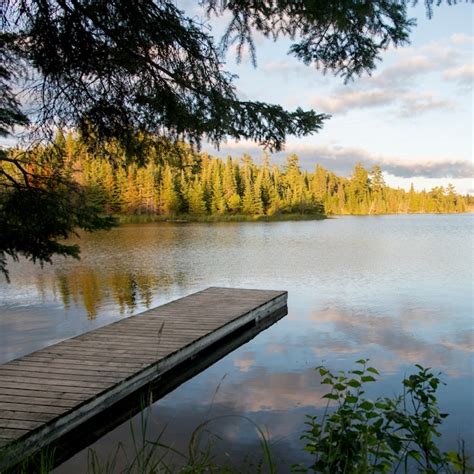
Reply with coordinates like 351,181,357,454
4,362,135,378
0,402,73,416
0,287,287,470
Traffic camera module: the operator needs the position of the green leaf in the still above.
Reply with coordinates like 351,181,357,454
361,375,377,383
348,379,361,388
346,396,358,404
407,450,422,462
373,418,384,429
356,359,367,365
360,401,374,410
322,393,339,401
367,367,380,375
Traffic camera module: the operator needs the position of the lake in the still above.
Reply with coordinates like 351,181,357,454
1,214,473,471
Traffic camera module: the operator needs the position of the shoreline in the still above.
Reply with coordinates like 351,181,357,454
114,211,470,225
115,213,327,224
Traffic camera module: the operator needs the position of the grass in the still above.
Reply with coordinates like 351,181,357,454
1,364,471,473
114,212,326,225
77,411,277,474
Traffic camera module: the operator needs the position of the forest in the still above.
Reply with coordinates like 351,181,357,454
7,133,468,220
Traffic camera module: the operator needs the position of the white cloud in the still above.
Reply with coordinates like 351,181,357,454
366,42,461,88
398,92,456,117
204,140,474,181
262,60,295,74
450,33,474,46
309,88,455,117
443,63,474,84
371,55,440,86
303,38,468,116
233,352,255,373
310,89,398,114
384,174,474,195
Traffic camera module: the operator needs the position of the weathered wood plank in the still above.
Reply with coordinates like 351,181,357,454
0,387,92,401
27,350,160,364
7,360,138,375
0,375,112,390
0,394,81,409
0,287,287,471
0,380,100,395
0,367,124,384
22,355,147,369
0,384,88,401
53,339,182,353
0,402,72,416
0,419,43,431
0,411,53,423
1,363,133,379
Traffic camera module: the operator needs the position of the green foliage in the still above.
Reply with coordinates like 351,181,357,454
2,0,440,150
1,363,471,473
1,133,468,277
29,136,467,220
297,361,472,473
205,1,415,81
1,0,336,151
0,34,29,137
1,0,469,280
0,148,115,280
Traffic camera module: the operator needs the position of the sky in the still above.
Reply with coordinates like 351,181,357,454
3,2,472,194
193,2,473,194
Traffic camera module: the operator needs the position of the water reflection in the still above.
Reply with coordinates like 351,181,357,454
50,268,165,318
0,215,472,469
306,305,473,376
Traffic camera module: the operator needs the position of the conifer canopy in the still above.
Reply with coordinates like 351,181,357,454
0,0,461,277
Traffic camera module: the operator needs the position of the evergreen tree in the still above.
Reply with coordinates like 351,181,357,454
211,166,226,215
348,163,370,214
188,180,207,215
242,175,256,215
160,166,180,215
369,165,386,214
8,135,467,222
1,0,468,277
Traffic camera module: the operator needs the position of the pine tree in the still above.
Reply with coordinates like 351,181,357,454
369,165,386,214
122,165,141,214
253,172,265,215
188,179,207,215
242,176,255,215
223,156,238,201
211,167,226,215
348,163,370,213
160,166,180,215
16,134,468,221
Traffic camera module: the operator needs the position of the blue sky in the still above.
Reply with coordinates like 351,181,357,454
3,2,472,193
196,2,473,194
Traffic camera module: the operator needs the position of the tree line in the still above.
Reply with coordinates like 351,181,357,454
6,133,468,219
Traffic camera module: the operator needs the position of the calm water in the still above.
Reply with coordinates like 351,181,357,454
1,215,473,470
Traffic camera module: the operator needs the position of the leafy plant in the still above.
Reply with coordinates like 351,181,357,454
297,360,472,473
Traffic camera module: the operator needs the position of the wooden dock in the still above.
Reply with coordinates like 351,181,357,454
0,287,287,469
